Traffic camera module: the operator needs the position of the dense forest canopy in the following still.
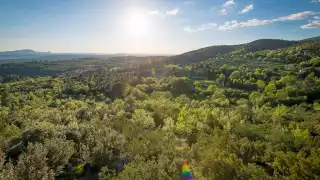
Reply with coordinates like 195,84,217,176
0,39,320,180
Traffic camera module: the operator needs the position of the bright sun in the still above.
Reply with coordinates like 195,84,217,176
125,12,149,38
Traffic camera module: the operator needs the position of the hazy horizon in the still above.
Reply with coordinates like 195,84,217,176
1,35,318,55
1,0,319,54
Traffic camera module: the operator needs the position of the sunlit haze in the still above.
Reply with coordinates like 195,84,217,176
0,0,319,54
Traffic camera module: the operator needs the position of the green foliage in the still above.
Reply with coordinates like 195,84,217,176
44,138,76,173
75,164,84,174
313,101,320,111
117,157,175,180
0,119,20,141
257,80,266,89
131,109,155,129
165,64,181,74
0,143,55,180
0,40,319,179
169,77,194,94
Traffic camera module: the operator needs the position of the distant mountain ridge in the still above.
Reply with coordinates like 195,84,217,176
0,49,53,61
1,36,319,62
0,49,50,55
0,49,172,62
300,36,320,42
166,36,320,64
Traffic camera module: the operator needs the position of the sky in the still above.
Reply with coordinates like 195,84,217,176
0,0,319,54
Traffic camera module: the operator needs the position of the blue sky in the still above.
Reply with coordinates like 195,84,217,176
0,0,319,54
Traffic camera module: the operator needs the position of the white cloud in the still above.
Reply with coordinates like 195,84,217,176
301,20,320,29
231,20,238,24
183,23,217,33
220,9,227,15
314,16,320,19
218,19,272,30
223,0,235,7
218,11,318,30
184,11,319,32
311,0,320,2
184,1,192,5
198,23,218,31
240,4,253,14
148,10,159,15
183,26,194,33
166,8,180,15
274,11,316,21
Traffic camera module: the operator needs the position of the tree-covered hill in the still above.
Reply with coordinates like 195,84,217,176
166,37,319,65
203,39,320,66
300,36,320,42
0,38,318,80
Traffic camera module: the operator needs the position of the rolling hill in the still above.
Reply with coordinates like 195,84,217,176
166,37,320,65
0,49,51,60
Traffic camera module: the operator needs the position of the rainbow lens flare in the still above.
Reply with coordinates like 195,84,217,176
182,161,193,180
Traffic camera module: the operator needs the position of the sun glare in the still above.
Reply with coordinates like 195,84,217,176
125,12,150,38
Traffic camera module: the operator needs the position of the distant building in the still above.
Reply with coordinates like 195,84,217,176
110,67,123,71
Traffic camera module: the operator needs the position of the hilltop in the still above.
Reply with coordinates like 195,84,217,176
0,49,39,55
166,36,320,65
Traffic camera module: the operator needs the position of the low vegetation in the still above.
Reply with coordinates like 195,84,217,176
0,39,320,179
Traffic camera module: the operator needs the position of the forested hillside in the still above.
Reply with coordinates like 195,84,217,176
166,37,319,65
166,39,299,65
0,39,320,180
